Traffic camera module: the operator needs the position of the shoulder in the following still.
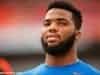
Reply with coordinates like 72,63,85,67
16,64,45,75
78,60,100,75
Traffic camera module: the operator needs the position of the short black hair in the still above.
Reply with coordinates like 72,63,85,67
46,1,82,30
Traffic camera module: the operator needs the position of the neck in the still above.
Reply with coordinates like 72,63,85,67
45,49,78,66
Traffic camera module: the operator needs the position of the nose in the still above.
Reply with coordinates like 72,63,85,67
48,22,58,33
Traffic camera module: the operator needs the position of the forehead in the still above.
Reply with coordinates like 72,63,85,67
44,8,72,20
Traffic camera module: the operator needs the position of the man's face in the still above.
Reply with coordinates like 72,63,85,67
41,8,80,56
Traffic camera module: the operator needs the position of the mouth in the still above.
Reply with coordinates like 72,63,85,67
47,34,59,41
45,34,60,46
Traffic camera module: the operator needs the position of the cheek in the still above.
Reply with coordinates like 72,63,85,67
59,28,75,40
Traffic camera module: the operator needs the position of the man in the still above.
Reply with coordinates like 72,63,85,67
18,1,100,75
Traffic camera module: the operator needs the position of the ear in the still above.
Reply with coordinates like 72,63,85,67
75,30,81,40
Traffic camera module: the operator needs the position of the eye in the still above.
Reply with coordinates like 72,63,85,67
58,21,69,26
43,22,51,26
43,20,51,27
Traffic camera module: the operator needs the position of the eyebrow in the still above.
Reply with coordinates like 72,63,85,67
44,18,68,22
56,18,67,21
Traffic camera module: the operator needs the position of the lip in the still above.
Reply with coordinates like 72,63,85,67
45,33,60,42
46,34,60,39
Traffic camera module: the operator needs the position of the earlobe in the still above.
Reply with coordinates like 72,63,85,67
75,31,81,40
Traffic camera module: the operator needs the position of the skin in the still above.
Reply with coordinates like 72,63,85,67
41,8,81,66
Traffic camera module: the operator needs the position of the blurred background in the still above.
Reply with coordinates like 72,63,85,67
0,0,100,72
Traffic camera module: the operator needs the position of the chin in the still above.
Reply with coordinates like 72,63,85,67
47,42,60,47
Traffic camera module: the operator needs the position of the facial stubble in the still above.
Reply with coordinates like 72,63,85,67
41,33,76,56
